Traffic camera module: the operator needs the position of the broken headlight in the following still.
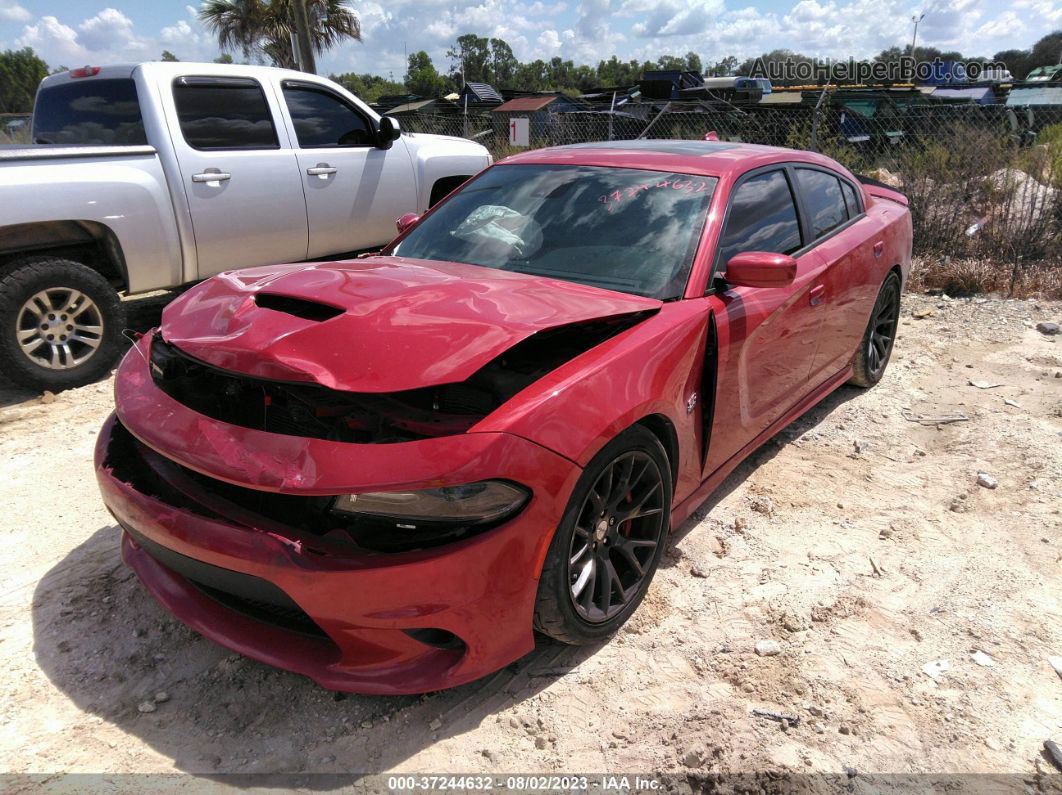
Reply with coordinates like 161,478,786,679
331,481,530,532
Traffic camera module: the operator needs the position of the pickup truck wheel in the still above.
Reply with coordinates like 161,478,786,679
0,257,125,392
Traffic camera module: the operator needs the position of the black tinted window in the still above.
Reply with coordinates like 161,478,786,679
841,180,861,217
717,170,802,267
282,85,373,147
393,165,716,300
796,168,847,238
173,79,277,150
33,78,146,145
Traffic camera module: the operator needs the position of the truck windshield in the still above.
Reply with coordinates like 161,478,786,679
33,78,147,145
390,164,716,300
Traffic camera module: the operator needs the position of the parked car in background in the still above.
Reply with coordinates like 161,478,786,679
0,62,491,391
97,140,912,694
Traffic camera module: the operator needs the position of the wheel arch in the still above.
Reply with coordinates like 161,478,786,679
635,413,679,495
429,175,471,207
0,220,129,291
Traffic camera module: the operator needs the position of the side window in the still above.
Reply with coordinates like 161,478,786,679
716,170,803,268
796,168,847,238
172,78,278,150
282,84,373,147
841,180,862,218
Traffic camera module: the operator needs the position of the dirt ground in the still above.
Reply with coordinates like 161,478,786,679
1,289,1061,785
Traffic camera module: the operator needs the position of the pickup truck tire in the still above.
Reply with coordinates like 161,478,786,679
0,256,125,392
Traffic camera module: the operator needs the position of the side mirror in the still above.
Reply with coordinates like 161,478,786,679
377,116,401,149
396,213,420,234
724,251,797,288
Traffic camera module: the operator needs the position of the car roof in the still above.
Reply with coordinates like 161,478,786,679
498,139,845,178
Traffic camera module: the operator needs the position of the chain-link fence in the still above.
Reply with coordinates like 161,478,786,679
397,100,1062,293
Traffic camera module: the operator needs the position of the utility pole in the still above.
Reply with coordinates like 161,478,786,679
292,0,317,74
910,11,926,60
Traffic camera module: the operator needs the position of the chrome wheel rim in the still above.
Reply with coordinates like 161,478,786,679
867,280,900,379
567,450,665,623
15,288,104,370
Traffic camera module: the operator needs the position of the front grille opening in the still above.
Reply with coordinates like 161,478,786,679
254,293,345,322
190,582,331,639
403,628,465,651
124,523,332,641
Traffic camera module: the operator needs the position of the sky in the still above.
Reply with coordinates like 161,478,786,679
0,0,1056,81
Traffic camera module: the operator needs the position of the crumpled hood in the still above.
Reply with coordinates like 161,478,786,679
160,256,660,393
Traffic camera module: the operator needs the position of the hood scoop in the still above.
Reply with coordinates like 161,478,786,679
254,293,344,322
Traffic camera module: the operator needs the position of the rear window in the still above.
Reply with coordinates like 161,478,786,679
33,78,147,145
172,78,278,150
796,168,848,239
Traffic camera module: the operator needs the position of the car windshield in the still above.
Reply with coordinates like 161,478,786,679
391,164,717,299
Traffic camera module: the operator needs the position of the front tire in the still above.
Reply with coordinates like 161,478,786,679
0,256,125,391
534,425,672,645
849,271,901,388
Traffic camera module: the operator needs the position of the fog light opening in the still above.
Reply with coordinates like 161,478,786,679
403,628,465,651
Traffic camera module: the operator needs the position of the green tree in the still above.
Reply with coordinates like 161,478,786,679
332,72,405,103
708,56,737,76
489,38,518,87
214,53,235,64
404,51,445,97
198,0,360,70
0,48,49,114
160,50,180,61
447,33,490,83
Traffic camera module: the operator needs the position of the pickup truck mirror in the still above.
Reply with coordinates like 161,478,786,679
396,213,420,234
724,251,797,288
377,116,402,149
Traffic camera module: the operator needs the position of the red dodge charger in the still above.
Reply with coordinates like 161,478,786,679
96,140,911,694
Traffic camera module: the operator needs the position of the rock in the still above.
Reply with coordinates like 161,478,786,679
690,565,709,579
968,380,1003,389
429,718,442,731
985,737,1002,751
733,517,747,533
1003,399,1021,408
913,308,934,319
749,495,774,516
971,650,995,667
153,691,169,703
137,701,157,713
534,736,547,750
976,472,998,489
755,639,782,657
1045,740,1062,772
681,749,704,768
922,659,950,681
360,720,373,729
707,535,727,557
838,725,851,735
40,391,56,404
1036,322,1060,336
950,494,971,513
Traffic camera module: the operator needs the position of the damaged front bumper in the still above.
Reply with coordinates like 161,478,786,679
95,337,581,694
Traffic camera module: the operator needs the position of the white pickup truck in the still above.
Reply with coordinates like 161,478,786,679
0,62,491,391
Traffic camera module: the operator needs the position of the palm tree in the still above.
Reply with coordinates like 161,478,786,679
199,0,360,71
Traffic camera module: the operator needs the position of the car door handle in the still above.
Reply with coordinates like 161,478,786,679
809,284,826,306
191,170,231,184
306,164,337,177
873,241,885,258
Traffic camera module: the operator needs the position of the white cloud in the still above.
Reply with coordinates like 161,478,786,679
0,1,29,23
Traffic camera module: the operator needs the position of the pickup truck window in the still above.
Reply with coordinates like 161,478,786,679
281,83,373,147
33,78,147,145
172,77,278,150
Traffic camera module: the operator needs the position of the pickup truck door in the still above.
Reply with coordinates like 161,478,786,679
165,75,308,277
279,81,418,257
